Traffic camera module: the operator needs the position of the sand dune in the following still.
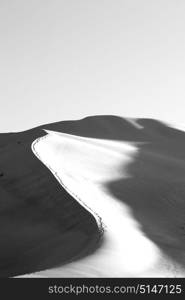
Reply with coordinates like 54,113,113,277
1,116,185,277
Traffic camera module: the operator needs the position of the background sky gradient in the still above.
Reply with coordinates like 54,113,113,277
1,0,185,132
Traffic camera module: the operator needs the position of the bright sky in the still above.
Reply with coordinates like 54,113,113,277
1,0,185,132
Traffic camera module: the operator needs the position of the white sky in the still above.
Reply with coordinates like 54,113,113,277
0,0,185,132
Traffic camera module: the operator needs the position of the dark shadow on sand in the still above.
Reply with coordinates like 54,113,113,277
94,117,185,270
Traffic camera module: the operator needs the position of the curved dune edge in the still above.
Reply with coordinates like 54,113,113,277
17,128,185,277
31,133,104,233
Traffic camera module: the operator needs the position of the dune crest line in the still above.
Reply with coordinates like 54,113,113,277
32,133,105,234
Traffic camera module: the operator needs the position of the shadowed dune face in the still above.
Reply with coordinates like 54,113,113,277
106,122,185,272
1,115,185,277
0,126,99,277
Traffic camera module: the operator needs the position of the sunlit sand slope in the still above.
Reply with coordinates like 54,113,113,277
30,118,185,277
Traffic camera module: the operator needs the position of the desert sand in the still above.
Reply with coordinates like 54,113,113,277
1,116,185,277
